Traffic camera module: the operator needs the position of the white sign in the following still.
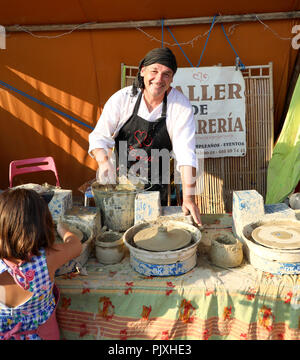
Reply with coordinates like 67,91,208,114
172,66,246,158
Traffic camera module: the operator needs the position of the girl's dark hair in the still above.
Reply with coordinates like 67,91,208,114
0,188,55,261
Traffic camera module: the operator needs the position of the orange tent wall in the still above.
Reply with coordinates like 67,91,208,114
0,1,299,193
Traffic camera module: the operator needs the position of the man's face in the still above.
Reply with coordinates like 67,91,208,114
140,63,174,99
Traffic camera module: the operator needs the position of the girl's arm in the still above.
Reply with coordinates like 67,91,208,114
46,222,83,281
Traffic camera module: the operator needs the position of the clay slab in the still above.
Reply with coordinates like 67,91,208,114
251,222,300,250
133,225,191,252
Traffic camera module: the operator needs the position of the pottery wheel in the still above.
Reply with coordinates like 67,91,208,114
133,225,191,251
251,223,300,250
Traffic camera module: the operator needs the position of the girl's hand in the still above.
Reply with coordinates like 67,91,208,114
57,222,71,240
47,222,83,280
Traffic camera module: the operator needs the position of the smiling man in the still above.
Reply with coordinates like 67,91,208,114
89,47,202,225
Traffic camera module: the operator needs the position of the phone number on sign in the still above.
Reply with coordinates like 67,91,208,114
201,148,246,156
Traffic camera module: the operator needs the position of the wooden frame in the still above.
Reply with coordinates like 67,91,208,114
6,11,300,33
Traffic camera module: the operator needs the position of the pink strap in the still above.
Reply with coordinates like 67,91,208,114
2,259,30,290
3,322,22,340
0,322,36,340
2,322,22,340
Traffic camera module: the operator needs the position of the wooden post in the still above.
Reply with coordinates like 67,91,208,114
5,11,300,33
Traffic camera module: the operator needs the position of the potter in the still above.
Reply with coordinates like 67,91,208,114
89,47,202,225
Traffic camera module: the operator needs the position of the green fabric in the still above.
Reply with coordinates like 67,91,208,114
266,75,300,204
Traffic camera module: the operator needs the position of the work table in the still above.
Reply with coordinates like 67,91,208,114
55,212,300,340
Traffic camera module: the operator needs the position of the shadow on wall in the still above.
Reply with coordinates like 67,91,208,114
0,63,99,193
0,106,96,195
0,32,100,193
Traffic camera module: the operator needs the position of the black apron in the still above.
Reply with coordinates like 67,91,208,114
114,90,172,205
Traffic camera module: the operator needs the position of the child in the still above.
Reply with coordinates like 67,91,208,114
0,188,82,340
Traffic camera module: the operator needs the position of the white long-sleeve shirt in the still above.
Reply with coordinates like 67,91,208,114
88,86,196,169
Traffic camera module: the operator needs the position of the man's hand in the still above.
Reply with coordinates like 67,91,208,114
96,159,116,184
180,165,202,226
182,195,202,226
92,148,116,184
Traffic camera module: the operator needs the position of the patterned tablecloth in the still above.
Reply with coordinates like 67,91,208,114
55,214,300,340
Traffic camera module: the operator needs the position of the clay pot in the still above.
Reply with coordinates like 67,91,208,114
210,232,243,268
95,231,125,264
289,193,300,210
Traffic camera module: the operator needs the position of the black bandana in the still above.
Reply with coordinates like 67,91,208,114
132,47,177,96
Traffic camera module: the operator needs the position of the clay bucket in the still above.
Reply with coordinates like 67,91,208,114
91,182,140,232
210,232,243,268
